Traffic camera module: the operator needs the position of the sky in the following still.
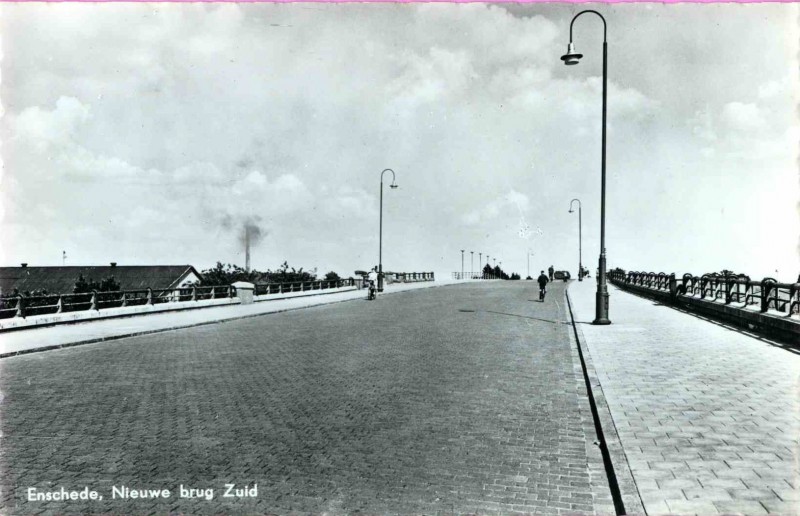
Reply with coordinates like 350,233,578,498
1,3,798,281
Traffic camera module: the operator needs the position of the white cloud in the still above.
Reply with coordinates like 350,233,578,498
463,190,530,226
721,102,767,133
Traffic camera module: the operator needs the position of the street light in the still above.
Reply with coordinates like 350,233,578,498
461,249,465,279
479,252,483,278
569,198,583,282
470,251,474,279
378,168,398,292
561,10,611,325
527,248,535,279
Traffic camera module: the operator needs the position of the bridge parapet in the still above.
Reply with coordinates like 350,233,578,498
0,278,358,332
609,268,800,342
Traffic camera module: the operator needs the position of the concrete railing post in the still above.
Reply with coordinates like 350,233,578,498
15,296,24,318
120,292,127,308
56,295,63,313
669,273,677,303
147,288,153,305
761,279,773,313
724,277,733,304
191,286,197,302
90,290,98,311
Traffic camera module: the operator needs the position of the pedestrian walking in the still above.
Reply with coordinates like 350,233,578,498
548,265,554,282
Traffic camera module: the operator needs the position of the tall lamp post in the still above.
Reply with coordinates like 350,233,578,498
460,250,465,279
527,248,534,279
569,198,583,282
470,251,474,279
561,10,611,325
378,168,398,292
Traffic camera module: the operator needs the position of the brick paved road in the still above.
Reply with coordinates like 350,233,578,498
0,281,613,515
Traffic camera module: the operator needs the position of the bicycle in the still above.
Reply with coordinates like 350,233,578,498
539,286,546,301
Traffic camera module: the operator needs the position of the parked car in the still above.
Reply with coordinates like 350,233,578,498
554,270,571,281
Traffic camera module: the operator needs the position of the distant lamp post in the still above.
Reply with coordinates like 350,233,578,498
561,9,611,325
569,199,583,282
479,252,483,277
470,251,474,278
461,249,465,279
527,248,534,279
378,168,398,292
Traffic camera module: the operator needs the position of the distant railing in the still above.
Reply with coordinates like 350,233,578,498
0,285,235,320
254,278,355,295
452,272,499,280
387,272,435,283
609,269,800,318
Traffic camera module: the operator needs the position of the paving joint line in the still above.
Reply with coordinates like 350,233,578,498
565,282,646,516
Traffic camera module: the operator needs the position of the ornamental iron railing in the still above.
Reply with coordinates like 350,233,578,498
608,269,800,318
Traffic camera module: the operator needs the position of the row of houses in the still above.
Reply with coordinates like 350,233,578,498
0,263,202,297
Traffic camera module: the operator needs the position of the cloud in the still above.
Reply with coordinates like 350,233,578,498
463,190,530,226
721,102,767,133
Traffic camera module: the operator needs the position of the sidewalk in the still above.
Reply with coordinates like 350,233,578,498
568,279,800,515
0,280,459,357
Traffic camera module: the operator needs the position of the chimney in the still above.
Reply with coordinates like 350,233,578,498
245,225,251,273
21,263,27,268
110,262,117,268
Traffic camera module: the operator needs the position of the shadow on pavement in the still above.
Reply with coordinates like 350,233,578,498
482,310,570,325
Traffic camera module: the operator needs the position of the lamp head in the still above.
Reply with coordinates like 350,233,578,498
560,42,582,65
569,209,574,213
390,183,398,189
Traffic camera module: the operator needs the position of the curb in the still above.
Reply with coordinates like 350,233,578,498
565,283,647,516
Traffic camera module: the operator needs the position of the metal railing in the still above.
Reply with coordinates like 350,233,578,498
387,272,435,283
0,285,235,320
253,278,355,296
452,272,499,280
609,269,800,318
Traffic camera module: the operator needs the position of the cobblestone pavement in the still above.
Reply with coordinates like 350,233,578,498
0,281,613,515
569,279,800,515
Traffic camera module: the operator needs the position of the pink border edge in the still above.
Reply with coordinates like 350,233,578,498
4,0,797,3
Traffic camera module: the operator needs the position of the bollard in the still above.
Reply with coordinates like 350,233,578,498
231,281,255,304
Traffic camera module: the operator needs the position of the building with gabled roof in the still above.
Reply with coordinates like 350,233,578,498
0,263,202,296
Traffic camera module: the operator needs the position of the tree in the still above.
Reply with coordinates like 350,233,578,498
73,274,121,293
510,273,521,280
195,262,259,286
324,271,341,282
194,261,318,286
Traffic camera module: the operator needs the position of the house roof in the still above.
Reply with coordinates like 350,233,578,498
0,265,201,295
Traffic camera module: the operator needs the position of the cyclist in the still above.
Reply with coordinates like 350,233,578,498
537,270,549,301
367,280,377,300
